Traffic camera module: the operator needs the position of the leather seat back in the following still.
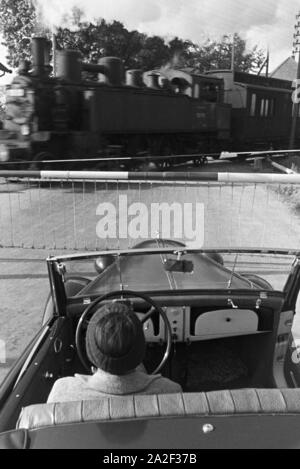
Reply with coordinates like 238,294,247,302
17,388,300,430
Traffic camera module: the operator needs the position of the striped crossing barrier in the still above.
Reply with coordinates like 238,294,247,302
0,170,300,184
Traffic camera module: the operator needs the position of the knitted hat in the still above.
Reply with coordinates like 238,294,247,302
85,301,146,375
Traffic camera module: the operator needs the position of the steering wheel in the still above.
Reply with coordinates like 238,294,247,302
75,290,172,375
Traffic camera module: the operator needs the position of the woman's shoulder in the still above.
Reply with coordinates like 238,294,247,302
52,376,79,389
47,375,88,402
146,375,182,394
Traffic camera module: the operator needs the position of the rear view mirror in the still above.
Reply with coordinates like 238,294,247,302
164,259,194,273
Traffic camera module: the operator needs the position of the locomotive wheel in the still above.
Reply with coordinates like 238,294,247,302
156,159,165,170
156,159,172,170
169,157,176,168
193,156,207,167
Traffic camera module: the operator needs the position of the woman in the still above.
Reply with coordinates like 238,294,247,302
47,301,181,402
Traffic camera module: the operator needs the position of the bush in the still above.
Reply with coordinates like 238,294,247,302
274,184,300,215
285,155,300,173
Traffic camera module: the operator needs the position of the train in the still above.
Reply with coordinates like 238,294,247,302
0,37,298,170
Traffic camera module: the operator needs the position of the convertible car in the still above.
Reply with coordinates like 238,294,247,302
0,239,300,449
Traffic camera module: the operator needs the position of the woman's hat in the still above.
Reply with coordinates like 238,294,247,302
85,301,146,375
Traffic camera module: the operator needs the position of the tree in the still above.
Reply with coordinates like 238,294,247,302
0,1,266,74
55,17,172,70
184,34,266,73
0,0,38,68
56,18,141,66
55,22,265,73
136,36,170,70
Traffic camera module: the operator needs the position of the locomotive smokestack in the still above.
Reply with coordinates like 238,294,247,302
31,37,48,76
97,57,124,86
147,73,161,90
43,39,52,72
56,50,82,82
82,57,124,86
81,62,107,75
126,70,144,87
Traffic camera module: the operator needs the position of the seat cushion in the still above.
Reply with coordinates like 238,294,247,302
17,388,300,430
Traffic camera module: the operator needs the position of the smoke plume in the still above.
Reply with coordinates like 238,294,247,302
24,1,300,69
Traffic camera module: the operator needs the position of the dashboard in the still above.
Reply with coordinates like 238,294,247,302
138,307,260,343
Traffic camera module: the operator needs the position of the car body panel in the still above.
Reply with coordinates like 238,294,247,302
78,252,254,297
8,415,300,449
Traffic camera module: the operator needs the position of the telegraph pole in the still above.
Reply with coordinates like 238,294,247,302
231,33,235,71
289,12,300,149
266,48,269,77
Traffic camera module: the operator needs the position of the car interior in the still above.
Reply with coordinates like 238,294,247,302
0,245,300,448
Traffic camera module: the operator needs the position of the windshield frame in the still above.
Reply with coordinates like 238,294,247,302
47,247,300,317
48,247,300,263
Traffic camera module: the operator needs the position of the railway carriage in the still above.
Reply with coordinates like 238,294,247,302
208,70,297,150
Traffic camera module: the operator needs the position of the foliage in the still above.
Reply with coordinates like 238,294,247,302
0,3,266,73
185,34,266,73
0,0,38,68
55,20,265,73
55,15,171,70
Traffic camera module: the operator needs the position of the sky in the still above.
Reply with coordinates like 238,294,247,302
0,0,300,84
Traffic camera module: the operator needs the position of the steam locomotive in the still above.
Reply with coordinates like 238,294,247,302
0,37,298,169
0,37,231,169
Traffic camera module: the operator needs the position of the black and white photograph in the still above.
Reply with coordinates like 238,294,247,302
0,0,300,451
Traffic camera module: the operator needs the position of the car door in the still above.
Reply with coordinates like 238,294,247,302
283,256,300,386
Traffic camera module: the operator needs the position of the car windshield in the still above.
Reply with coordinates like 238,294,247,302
58,249,298,298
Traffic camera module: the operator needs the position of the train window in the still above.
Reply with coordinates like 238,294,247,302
250,93,257,116
264,99,269,117
258,98,274,118
260,99,265,117
194,84,200,99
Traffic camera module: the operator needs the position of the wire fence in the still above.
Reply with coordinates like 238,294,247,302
0,173,299,251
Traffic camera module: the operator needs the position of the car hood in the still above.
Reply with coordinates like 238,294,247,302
78,252,253,296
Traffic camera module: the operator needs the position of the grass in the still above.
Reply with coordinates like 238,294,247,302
274,184,300,215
